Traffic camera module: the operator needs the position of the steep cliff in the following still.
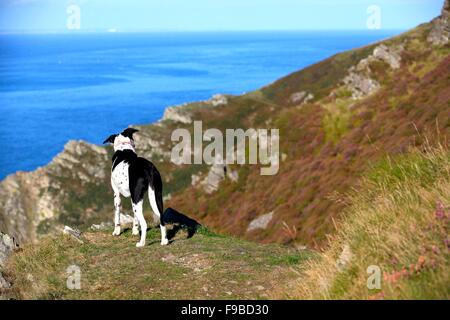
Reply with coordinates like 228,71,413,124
0,141,109,244
428,0,450,45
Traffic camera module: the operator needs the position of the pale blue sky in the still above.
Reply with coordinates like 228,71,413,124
0,0,444,32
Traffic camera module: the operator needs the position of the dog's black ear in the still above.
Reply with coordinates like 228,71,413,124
121,128,139,140
103,134,118,145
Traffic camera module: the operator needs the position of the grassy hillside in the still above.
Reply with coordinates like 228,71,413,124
165,22,450,247
285,146,450,300
2,227,312,299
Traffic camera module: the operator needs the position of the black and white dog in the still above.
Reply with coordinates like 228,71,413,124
103,128,169,247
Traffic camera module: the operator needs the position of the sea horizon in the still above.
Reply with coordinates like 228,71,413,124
0,28,407,34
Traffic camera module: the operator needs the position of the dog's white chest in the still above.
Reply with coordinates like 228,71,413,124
111,161,131,197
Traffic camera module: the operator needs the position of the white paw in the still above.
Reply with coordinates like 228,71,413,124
132,227,139,236
136,241,145,248
161,238,169,246
112,227,121,236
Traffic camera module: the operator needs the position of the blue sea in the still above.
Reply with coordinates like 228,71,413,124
0,31,400,180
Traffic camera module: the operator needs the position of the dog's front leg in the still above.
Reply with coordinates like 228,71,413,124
112,193,122,236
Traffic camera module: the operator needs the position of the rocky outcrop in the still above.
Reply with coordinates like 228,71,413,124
0,233,17,268
343,72,380,99
428,0,450,45
0,233,18,289
0,274,9,290
289,91,314,105
247,212,274,232
373,45,402,69
344,44,403,99
0,140,109,244
90,221,113,231
63,226,84,243
209,94,228,107
134,130,171,160
163,104,193,124
202,160,226,194
162,94,229,125
336,244,353,271
51,141,108,182
191,157,239,194
90,213,145,231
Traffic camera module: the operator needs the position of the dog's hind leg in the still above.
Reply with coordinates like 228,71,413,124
133,200,147,247
132,214,139,236
148,187,169,245
112,191,122,236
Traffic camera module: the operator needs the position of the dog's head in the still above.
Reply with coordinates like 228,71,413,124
103,128,139,152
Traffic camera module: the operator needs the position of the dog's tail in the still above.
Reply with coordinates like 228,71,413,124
161,207,201,238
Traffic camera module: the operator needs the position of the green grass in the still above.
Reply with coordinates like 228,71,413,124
163,164,207,196
322,99,353,143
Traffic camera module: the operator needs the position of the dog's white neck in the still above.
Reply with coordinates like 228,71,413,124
114,135,136,153
115,141,135,152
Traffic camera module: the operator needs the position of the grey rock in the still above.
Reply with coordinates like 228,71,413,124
343,43,404,99
120,213,134,225
90,221,113,231
162,94,228,124
0,232,17,291
428,0,450,45
90,213,134,231
163,105,192,124
373,44,402,69
0,233,18,268
63,226,83,243
290,91,314,105
336,244,353,271
209,94,228,107
90,214,134,231
343,71,381,99
191,156,239,194
247,211,274,232
52,141,108,181
202,157,226,194
191,174,202,187
0,273,10,289
134,131,171,160
355,56,375,72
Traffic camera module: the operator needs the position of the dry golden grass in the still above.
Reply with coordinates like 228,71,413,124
282,146,450,300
